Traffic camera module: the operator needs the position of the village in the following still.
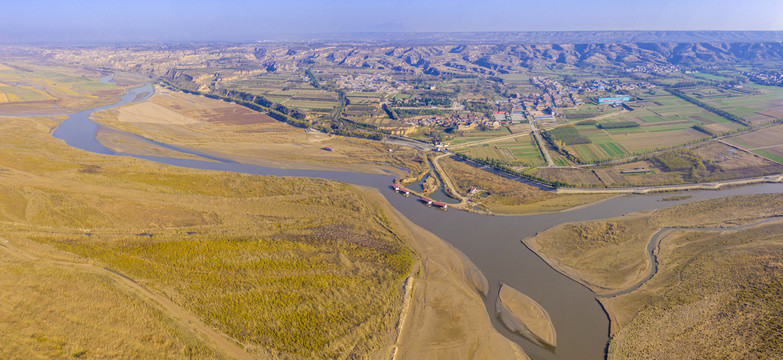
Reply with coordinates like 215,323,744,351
390,76,654,134
337,73,414,93
745,70,783,86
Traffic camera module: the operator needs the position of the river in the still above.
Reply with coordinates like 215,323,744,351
43,83,783,360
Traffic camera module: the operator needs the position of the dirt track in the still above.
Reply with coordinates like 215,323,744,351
0,238,256,360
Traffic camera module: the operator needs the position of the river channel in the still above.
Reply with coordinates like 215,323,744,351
40,83,783,360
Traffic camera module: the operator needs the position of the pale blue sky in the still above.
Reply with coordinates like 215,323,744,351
2,0,783,43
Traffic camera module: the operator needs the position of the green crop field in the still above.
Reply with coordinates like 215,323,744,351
685,85,783,125
450,136,490,145
492,136,546,166
457,144,513,162
688,72,731,81
753,149,783,164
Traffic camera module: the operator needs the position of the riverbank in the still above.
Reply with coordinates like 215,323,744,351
522,194,783,357
361,188,530,360
605,219,783,359
555,173,783,194
88,85,426,178
42,69,783,359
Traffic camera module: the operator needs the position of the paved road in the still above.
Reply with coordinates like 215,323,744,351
530,121,555,167
384,137,434,151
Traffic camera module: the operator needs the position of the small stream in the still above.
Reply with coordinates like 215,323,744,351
33,82,783,360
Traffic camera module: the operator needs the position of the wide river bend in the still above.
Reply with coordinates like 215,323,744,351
41,83,783,360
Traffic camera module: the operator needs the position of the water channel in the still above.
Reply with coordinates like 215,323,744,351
33,83,783,360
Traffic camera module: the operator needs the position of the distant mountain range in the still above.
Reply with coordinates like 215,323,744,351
270,31,783,44
19,31,783,80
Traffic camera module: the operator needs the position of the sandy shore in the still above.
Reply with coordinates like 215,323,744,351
360,188,530,360
497,284,557,348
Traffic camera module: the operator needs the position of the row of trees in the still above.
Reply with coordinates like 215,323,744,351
159,79,383,140
452,153,569,189
665,88,749,126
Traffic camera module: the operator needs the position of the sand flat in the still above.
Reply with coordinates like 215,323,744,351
497,284,557,348
118,101,199,125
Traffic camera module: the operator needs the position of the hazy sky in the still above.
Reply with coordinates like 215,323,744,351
2,0,783,43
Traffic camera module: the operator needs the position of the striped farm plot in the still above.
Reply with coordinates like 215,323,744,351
493,136,546,166
614,127,708,153
696,85,783,125
727,124,783,163
458,144,515,162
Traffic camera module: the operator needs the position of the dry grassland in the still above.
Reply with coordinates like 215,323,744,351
525,213,659,293
606,221,783,359
0,242,225,360
0,62,141,114
0,114,414,359
525,194,783,358
526,194,783,293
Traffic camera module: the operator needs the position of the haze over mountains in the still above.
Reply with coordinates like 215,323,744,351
277,30,783,44
13,31,783,81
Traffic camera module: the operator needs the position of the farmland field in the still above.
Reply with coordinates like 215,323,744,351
686,84,783,125
222,75,339,113
492,135,546,166
614,127,706,153
458,143,515,162
726,124,783,164
568,125,632,162
449,136,491,146
546,91,728,162
727,124,783,149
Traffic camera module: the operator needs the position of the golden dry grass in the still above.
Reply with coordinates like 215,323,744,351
527,194,783,294
525,213,658,293
0,112,413,359
526,194,783,358
0,241,224,360
606,221,783,359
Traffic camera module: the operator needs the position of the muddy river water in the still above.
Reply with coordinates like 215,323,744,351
46,83,783,360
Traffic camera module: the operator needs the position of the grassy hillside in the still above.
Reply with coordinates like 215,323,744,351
608,222,783,359
525,194,783,358
0,113,412,359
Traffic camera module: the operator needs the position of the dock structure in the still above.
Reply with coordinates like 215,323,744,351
431,200,448,209
419,196,448,210
391,183,411,195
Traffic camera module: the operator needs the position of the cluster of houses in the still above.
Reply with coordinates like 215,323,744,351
745,71,783,87
584,79,655,94
626,64,681,74
530,77,583,108
337,73,413,93
402,113,505,130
